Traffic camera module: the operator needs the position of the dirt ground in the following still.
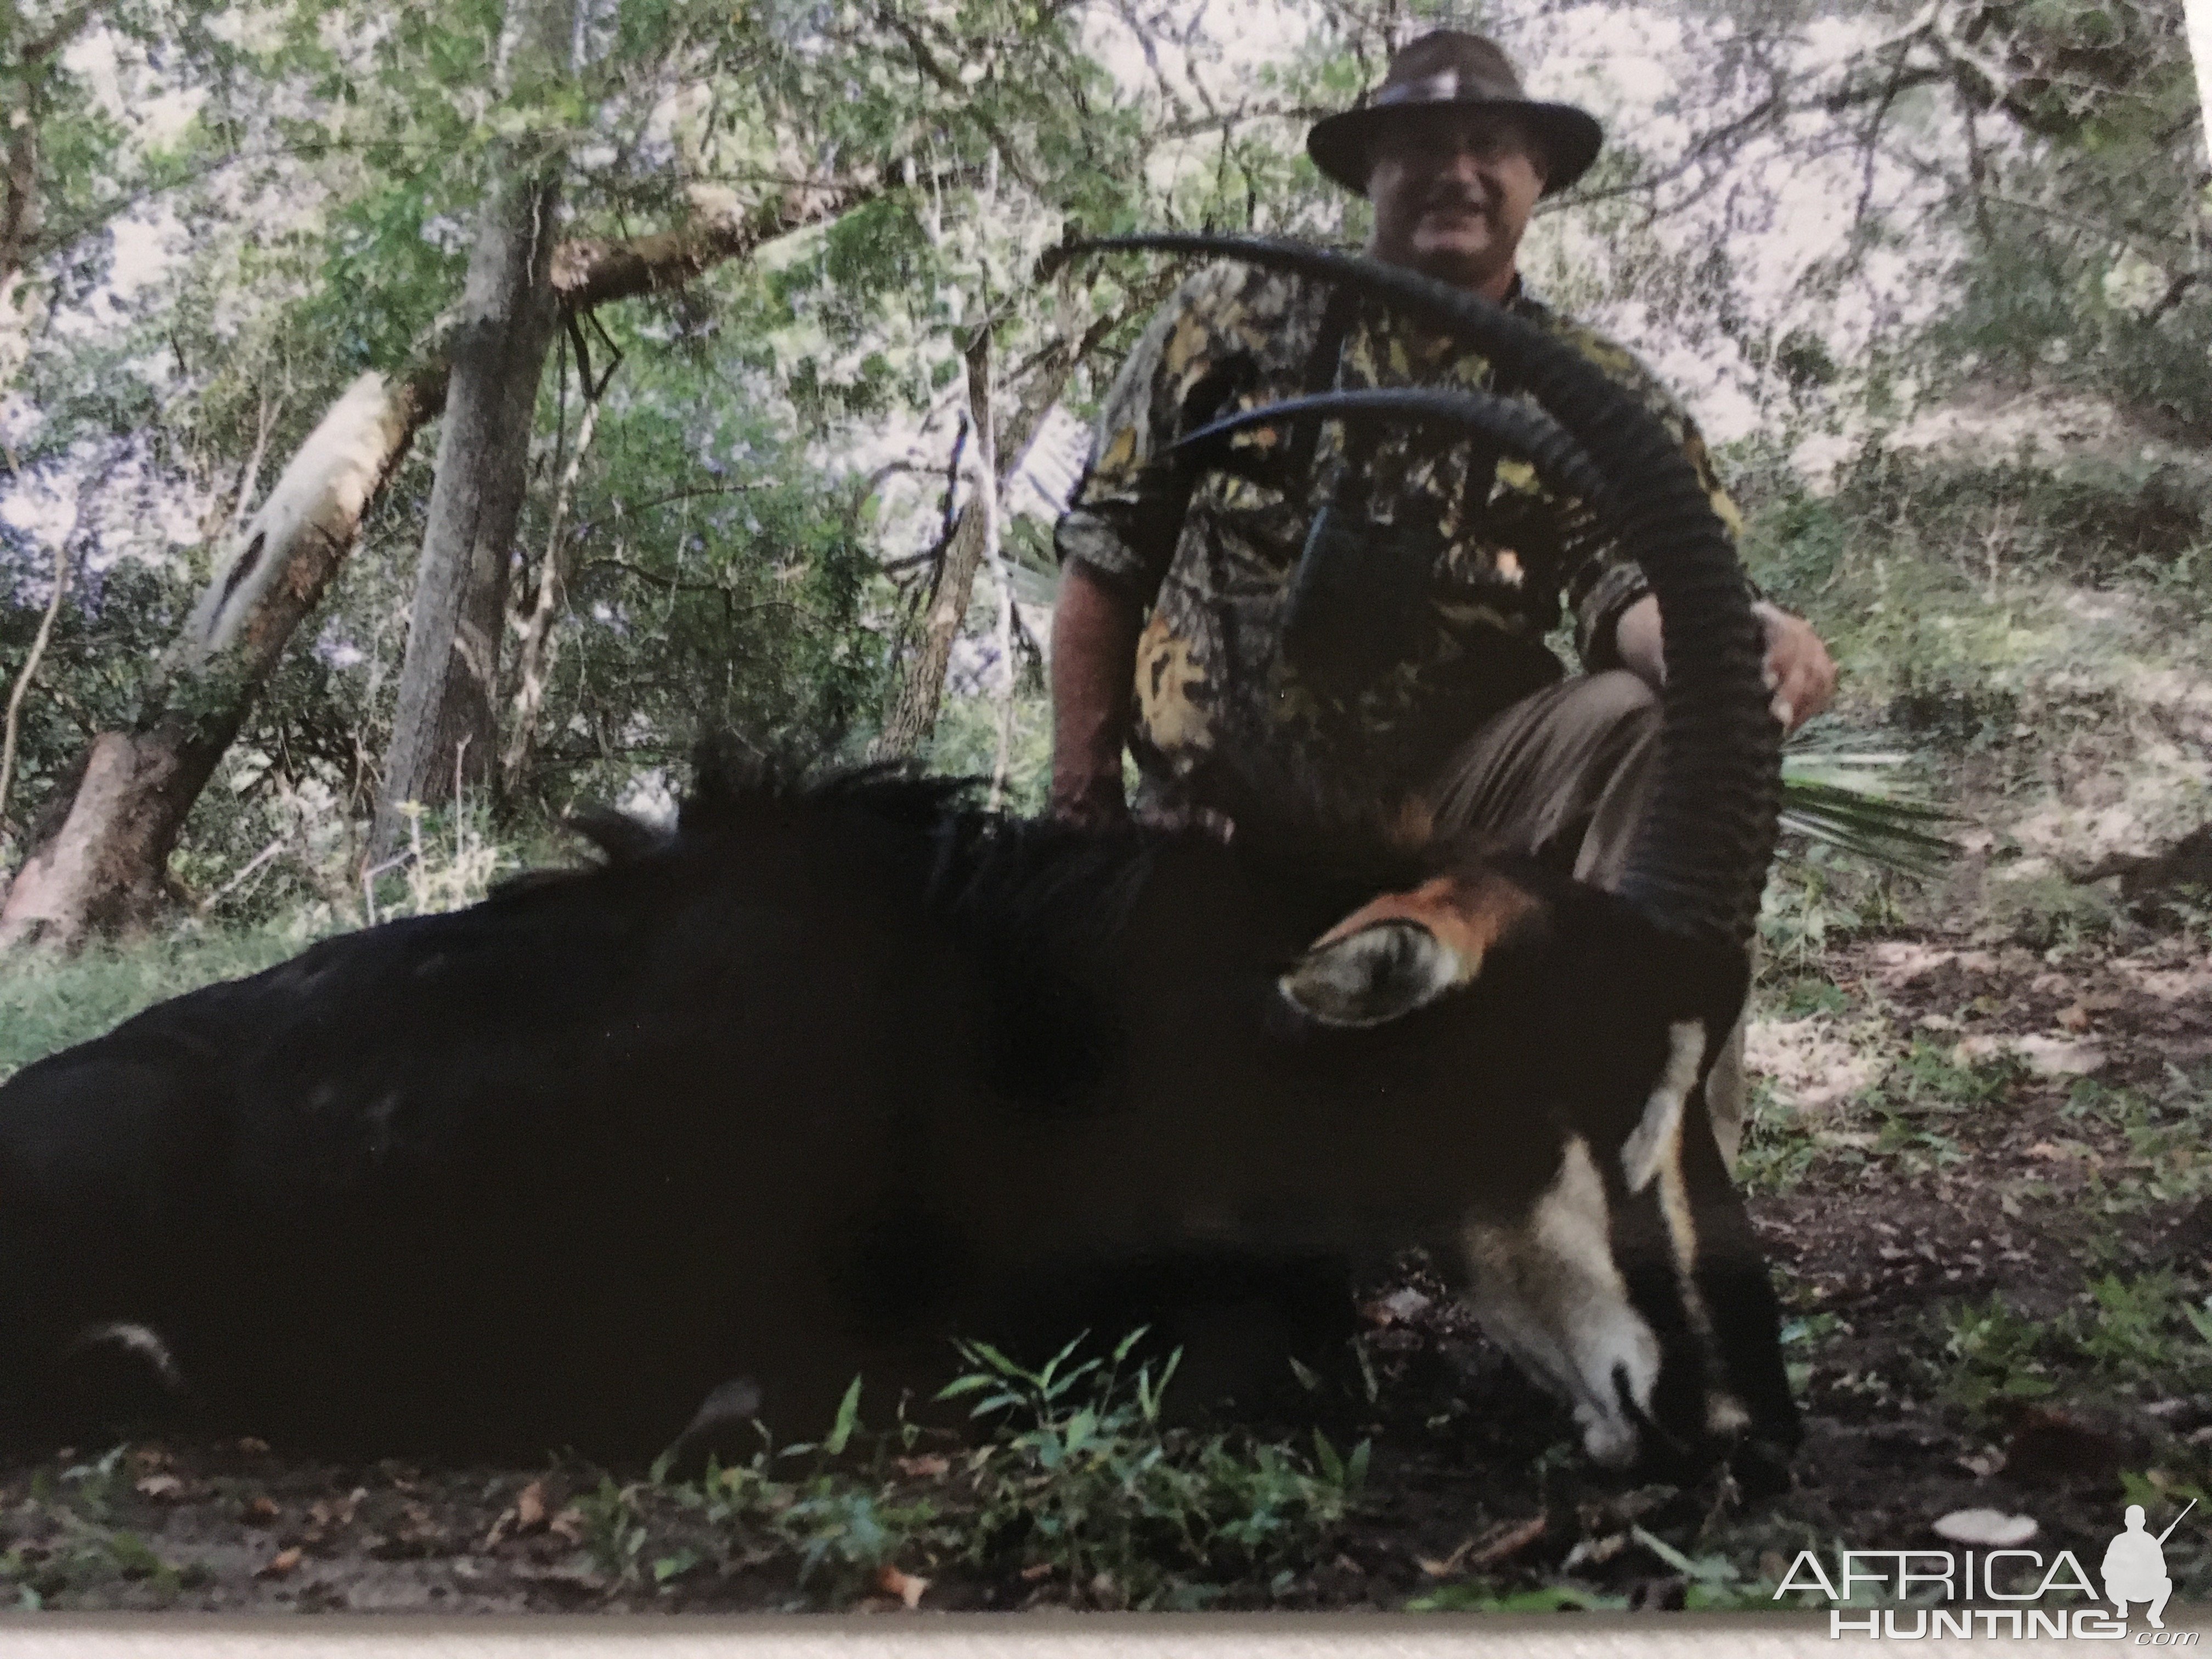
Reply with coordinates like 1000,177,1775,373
4,868,2210,1617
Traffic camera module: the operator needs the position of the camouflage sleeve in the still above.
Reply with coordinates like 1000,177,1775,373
1053,264,1250,605
1566,381,1749,672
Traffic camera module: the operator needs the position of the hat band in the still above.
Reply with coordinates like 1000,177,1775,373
1370,68,1521,108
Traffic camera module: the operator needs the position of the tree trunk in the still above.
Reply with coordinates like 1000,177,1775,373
871,319,1100,761
0,370,437,946
0,177,868,953
875,330,995,760
371,0,577,855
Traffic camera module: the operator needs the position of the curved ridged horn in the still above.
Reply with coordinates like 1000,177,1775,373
1069,233,1779,945
1169,388,1615,518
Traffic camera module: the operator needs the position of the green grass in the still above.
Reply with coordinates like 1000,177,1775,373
0,927,324,1085
0,1446,207,1610
577,1330,1369,1610
0,796,532,1085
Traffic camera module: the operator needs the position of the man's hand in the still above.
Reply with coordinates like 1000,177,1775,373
1753,601,1837,734
1613,594,1837,733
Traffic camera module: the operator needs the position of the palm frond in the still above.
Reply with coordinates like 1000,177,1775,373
1778,728,1962,879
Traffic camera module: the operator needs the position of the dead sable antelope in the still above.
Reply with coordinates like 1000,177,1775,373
0,236,1796,1485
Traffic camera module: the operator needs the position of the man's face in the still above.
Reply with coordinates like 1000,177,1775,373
1365,106,1548,297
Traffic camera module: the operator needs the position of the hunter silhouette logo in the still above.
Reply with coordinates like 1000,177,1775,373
1777,1498,2202,1640
2104,1500,2193,1630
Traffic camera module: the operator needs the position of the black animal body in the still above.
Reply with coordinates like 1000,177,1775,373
0,767,1790,1476
2,235,1803,1481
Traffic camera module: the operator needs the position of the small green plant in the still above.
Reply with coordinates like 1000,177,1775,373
2066,1072,2212,1211
2074,1274,2212,1393
1939,1276,2212,1422
703,1379,950,1594
944,1331,1368,1609
1758,861,1855,971
1988,871,2121,951
577,1333,1371,1609
1776,975,1851,1018
1886,1039,2024,1110
575,1474,656,1585
0,1447,196,1609
1778,729,1959,879
1779,1311,1846,1395
1940,1295,2058,1418
1735,1077,1826,1193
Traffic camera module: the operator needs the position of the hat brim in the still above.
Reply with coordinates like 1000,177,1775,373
1307,98,1603,198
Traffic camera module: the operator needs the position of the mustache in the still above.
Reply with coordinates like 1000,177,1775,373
1419,186,1493,215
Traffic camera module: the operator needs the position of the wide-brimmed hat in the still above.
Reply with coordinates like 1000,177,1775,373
1307,31,1603,198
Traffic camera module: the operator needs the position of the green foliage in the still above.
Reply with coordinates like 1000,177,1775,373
575,1331,1365,1609
940,1330,1368,1607
0,1447,204,1610
1734,1076,1826,1194
2064,1071,2212,1212
1987,870,2123,950
926,685,1052,814
1780,729,1959,878
0,558,195,824
1758,851,1903,970
1934,87,2210,437
1939,1294,2061,1417
503,336,890,804
1940,1273,2212,1423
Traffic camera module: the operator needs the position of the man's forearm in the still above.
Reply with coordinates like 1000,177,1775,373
1611,591,1838,733
1049,559,1146,820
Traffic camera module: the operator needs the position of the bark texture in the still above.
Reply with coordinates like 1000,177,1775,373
371,0,576,854
871,320,1096,760
0,177,870,952
875,331,995,760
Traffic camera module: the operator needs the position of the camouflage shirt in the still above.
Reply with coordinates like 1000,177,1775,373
1054,258,1745,815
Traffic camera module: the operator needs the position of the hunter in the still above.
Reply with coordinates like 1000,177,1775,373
1047,29,1837,1165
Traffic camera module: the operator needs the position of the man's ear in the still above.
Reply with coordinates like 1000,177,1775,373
1279,867,1542,1028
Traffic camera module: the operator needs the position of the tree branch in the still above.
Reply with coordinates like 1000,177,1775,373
876,10,1048,197
0,460,100,836
549,178,881,314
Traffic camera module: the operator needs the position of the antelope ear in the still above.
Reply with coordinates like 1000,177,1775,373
1280,867,1543,1028
1279,920,1463,1028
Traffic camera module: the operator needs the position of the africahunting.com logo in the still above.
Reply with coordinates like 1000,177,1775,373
1776,1500,2199,1641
